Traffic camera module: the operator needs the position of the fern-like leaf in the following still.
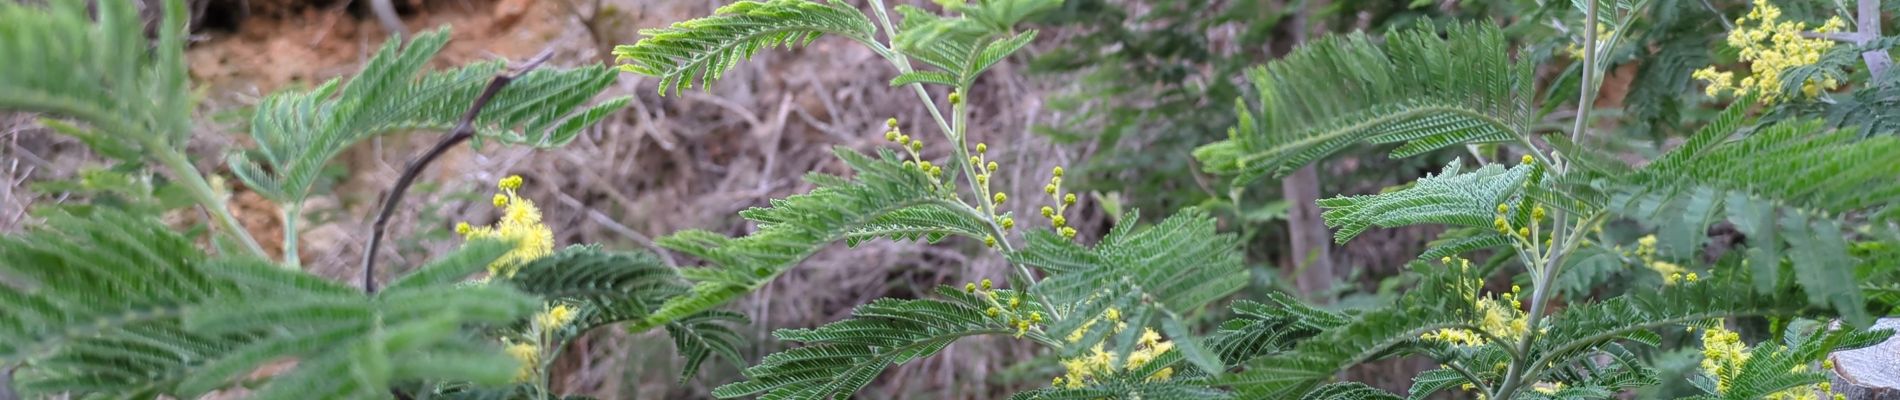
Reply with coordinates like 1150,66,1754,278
0,0,194,154
496,246,747,382
638,147,983,333
1318,160,1532,244
1220,262,1481,398
711,286,1008,399
1013,209,1247,374
613,0,876,95
1194,22,1534,186
0,213,534,398
1564,106,1900,325
231,29,627,205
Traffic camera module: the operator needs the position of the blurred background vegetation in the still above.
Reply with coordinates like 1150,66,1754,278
0,0,1867,398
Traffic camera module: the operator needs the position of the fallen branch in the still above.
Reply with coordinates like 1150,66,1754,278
359,48,556,294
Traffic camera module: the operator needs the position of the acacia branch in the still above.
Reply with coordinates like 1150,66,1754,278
360,49,556,294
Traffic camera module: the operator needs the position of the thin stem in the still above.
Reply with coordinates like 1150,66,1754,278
153,145,270,259
1496,2,1601,396
1445,360,1495,395
360,49,554,294
864,0,1056,320
283,203,302,267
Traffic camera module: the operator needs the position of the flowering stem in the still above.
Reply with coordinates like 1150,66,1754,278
359,49,553,294
864,0,1057,321
1495,1,1602,396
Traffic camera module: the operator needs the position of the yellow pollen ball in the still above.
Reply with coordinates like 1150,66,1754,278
1052,166,1064,177
976,143,987,153
1521,155,1534,165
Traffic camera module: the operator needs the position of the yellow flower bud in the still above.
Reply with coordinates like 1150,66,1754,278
985,235,998,248
1031,312,1043,323
1521,155,1534,165
493,194,509,207
970,156,981,165
966,283,977,293
1532,206,1546,220
977,175,989,185
887,117,899,128
1497,203,1509,214
982,279,993,290
1063,193,1077,205
987,307,1001,317
1061,226,1078,239
1517,227,1529,237
994,193,1007,204
885,131,899,141
910,141,923,151
1041,206,1055,218
1052,166,1064,177
987,161,999,172
930,166,943,177
898,135,911,145
976,143,988,153
455,222,473,235
1009,296,1021,309
1053,215,1067,227
1045,184,1057,194
949,92,962,105
1001,217,1015,230
500,175,524,190
919,161,933,170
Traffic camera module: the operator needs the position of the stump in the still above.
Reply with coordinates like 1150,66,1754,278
1832,318,1900,399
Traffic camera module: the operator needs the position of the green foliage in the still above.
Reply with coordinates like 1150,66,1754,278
612,0,877,95
1194,22,1536,187
496,246,748,383
1561,97,1900,325
1014,209,1246,373
889,0,1053,87
0,0,193,155
230,29,629,205
641,147,983,332
1318,160,1534,244
711,286,1009,398
1220,262,1478,398
0,212,535,398
1683,321,1889,399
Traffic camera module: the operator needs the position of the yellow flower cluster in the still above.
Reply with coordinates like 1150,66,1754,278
536,303,578,330
966,279,1041,337
886,118,946,181
505,339,539,382
504,303,582,384
457,175,554,279
1693,0,1845,102
1421,258,1531,347
1630,235,1703,285
1700,325,1845,399
1040,166,1079,240
1054,327,1175,389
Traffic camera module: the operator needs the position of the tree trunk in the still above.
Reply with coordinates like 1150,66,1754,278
1283,165,1335,302
1282,0,1336,303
